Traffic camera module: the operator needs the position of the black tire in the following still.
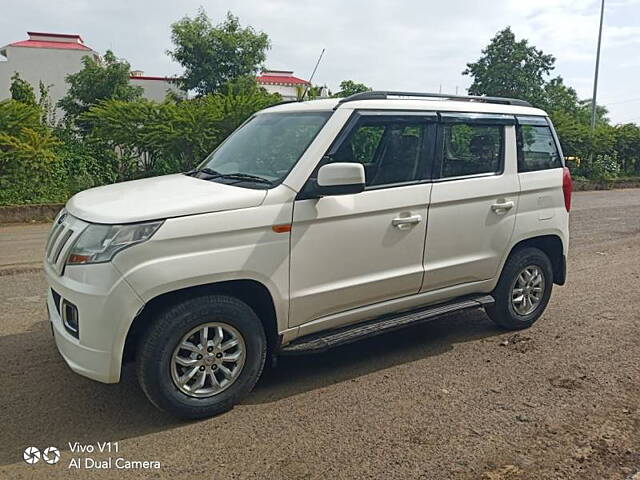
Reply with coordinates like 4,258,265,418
487,247,553,330
136,295,267,419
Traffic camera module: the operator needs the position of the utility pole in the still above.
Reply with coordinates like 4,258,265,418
590,0,605,130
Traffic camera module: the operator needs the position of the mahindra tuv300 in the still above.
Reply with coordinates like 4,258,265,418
44,92,571,418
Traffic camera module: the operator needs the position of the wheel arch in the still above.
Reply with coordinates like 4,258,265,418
123,279,280,364
507,234,566,285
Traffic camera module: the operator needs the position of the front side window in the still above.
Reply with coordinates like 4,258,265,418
440,124,503,178
330,118,430,187
198,111,331,187
517,125,562,172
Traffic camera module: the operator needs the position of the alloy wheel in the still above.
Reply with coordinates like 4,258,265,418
170,322,246,398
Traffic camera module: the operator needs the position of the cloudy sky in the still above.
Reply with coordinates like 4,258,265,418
1,0,639,123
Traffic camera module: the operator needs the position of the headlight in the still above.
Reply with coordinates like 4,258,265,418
66,220,163,265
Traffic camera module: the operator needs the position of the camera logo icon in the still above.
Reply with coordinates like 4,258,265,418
23,446,60,465
43,447,61,465
23,447,40,465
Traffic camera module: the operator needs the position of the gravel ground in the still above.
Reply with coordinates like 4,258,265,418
0,189,639,480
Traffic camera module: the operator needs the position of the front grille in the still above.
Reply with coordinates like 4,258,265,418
44,210,85,275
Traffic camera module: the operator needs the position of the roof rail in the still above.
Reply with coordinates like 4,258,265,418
337,91,532,107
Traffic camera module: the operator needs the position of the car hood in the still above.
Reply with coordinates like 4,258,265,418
66,174,267,224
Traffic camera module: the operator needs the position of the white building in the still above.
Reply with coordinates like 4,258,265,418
0,31,182,112
256,70,311,100
0,32,98,111
130,70,183,102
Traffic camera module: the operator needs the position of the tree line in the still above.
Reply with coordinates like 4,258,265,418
463,27,640,181
0,15,638,206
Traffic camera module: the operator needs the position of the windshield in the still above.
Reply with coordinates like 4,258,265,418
197,111,332,187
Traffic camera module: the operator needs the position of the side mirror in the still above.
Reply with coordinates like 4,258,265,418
314,163,366,196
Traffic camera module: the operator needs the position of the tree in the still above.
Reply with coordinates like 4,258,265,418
58,50,143,126
81,99,164,178
542,77,580,116
296,85,327,100
9,72,36,106
614,123,640,173
81,84,280,178
38,81,56,126
333,80,371,98
169,10,270,96
463,27,555,107
576,99,609,127
0,99,63,204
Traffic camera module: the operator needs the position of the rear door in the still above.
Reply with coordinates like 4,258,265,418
289,111,437,327
421,113,519,292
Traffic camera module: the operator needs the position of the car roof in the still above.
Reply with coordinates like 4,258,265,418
262,96,548,117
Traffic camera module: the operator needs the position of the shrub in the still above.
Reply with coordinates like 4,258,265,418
0,100,65,205
81,83,280,179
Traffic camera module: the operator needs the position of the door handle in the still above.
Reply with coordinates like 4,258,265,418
491,201,515,213
392,215,422,229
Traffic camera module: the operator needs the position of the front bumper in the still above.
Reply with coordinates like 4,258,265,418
45,261,144,383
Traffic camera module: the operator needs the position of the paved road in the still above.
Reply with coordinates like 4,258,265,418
0,189,639,479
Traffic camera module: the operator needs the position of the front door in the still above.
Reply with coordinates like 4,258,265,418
289,112,437,327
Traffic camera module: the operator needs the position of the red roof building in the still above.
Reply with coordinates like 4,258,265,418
256,70,310,100
5,32,93,51
0,32,183,110
257,70,310,86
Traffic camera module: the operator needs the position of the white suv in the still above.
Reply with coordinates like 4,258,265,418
44,91,571,418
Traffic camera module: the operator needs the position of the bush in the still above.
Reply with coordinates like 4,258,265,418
81,83,280,179
3,74,639,207
572,154,621,182
0,100,65,205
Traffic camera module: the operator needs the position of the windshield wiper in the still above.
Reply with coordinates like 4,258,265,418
186,167,221,177
212,173,274,186
187,168,274,186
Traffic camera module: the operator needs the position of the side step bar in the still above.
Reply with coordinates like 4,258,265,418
280,295,494,355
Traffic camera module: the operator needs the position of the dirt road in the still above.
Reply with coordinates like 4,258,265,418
1,189,639,480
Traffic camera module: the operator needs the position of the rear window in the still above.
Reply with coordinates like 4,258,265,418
517,125,562,172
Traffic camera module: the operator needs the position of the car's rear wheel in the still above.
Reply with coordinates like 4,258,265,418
137,295,266,419
487,247,553,330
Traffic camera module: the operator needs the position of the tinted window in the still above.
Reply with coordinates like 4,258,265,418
441,124,503,178
331,119,430,187
518,125,562,172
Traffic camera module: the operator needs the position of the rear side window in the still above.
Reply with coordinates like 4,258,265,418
517,125,562,172
440,124,503,178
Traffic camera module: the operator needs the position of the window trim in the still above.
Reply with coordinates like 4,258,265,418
433,119,506,182
514,115,548,127
297,110,438,199
439,112,516,125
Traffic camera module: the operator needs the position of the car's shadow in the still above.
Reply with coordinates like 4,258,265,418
248,309,502,404
0,309,502,466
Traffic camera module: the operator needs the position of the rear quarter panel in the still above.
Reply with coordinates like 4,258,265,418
512,168,570,254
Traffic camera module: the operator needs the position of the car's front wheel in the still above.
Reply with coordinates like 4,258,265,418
137,295,267,419
487,247,554,330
